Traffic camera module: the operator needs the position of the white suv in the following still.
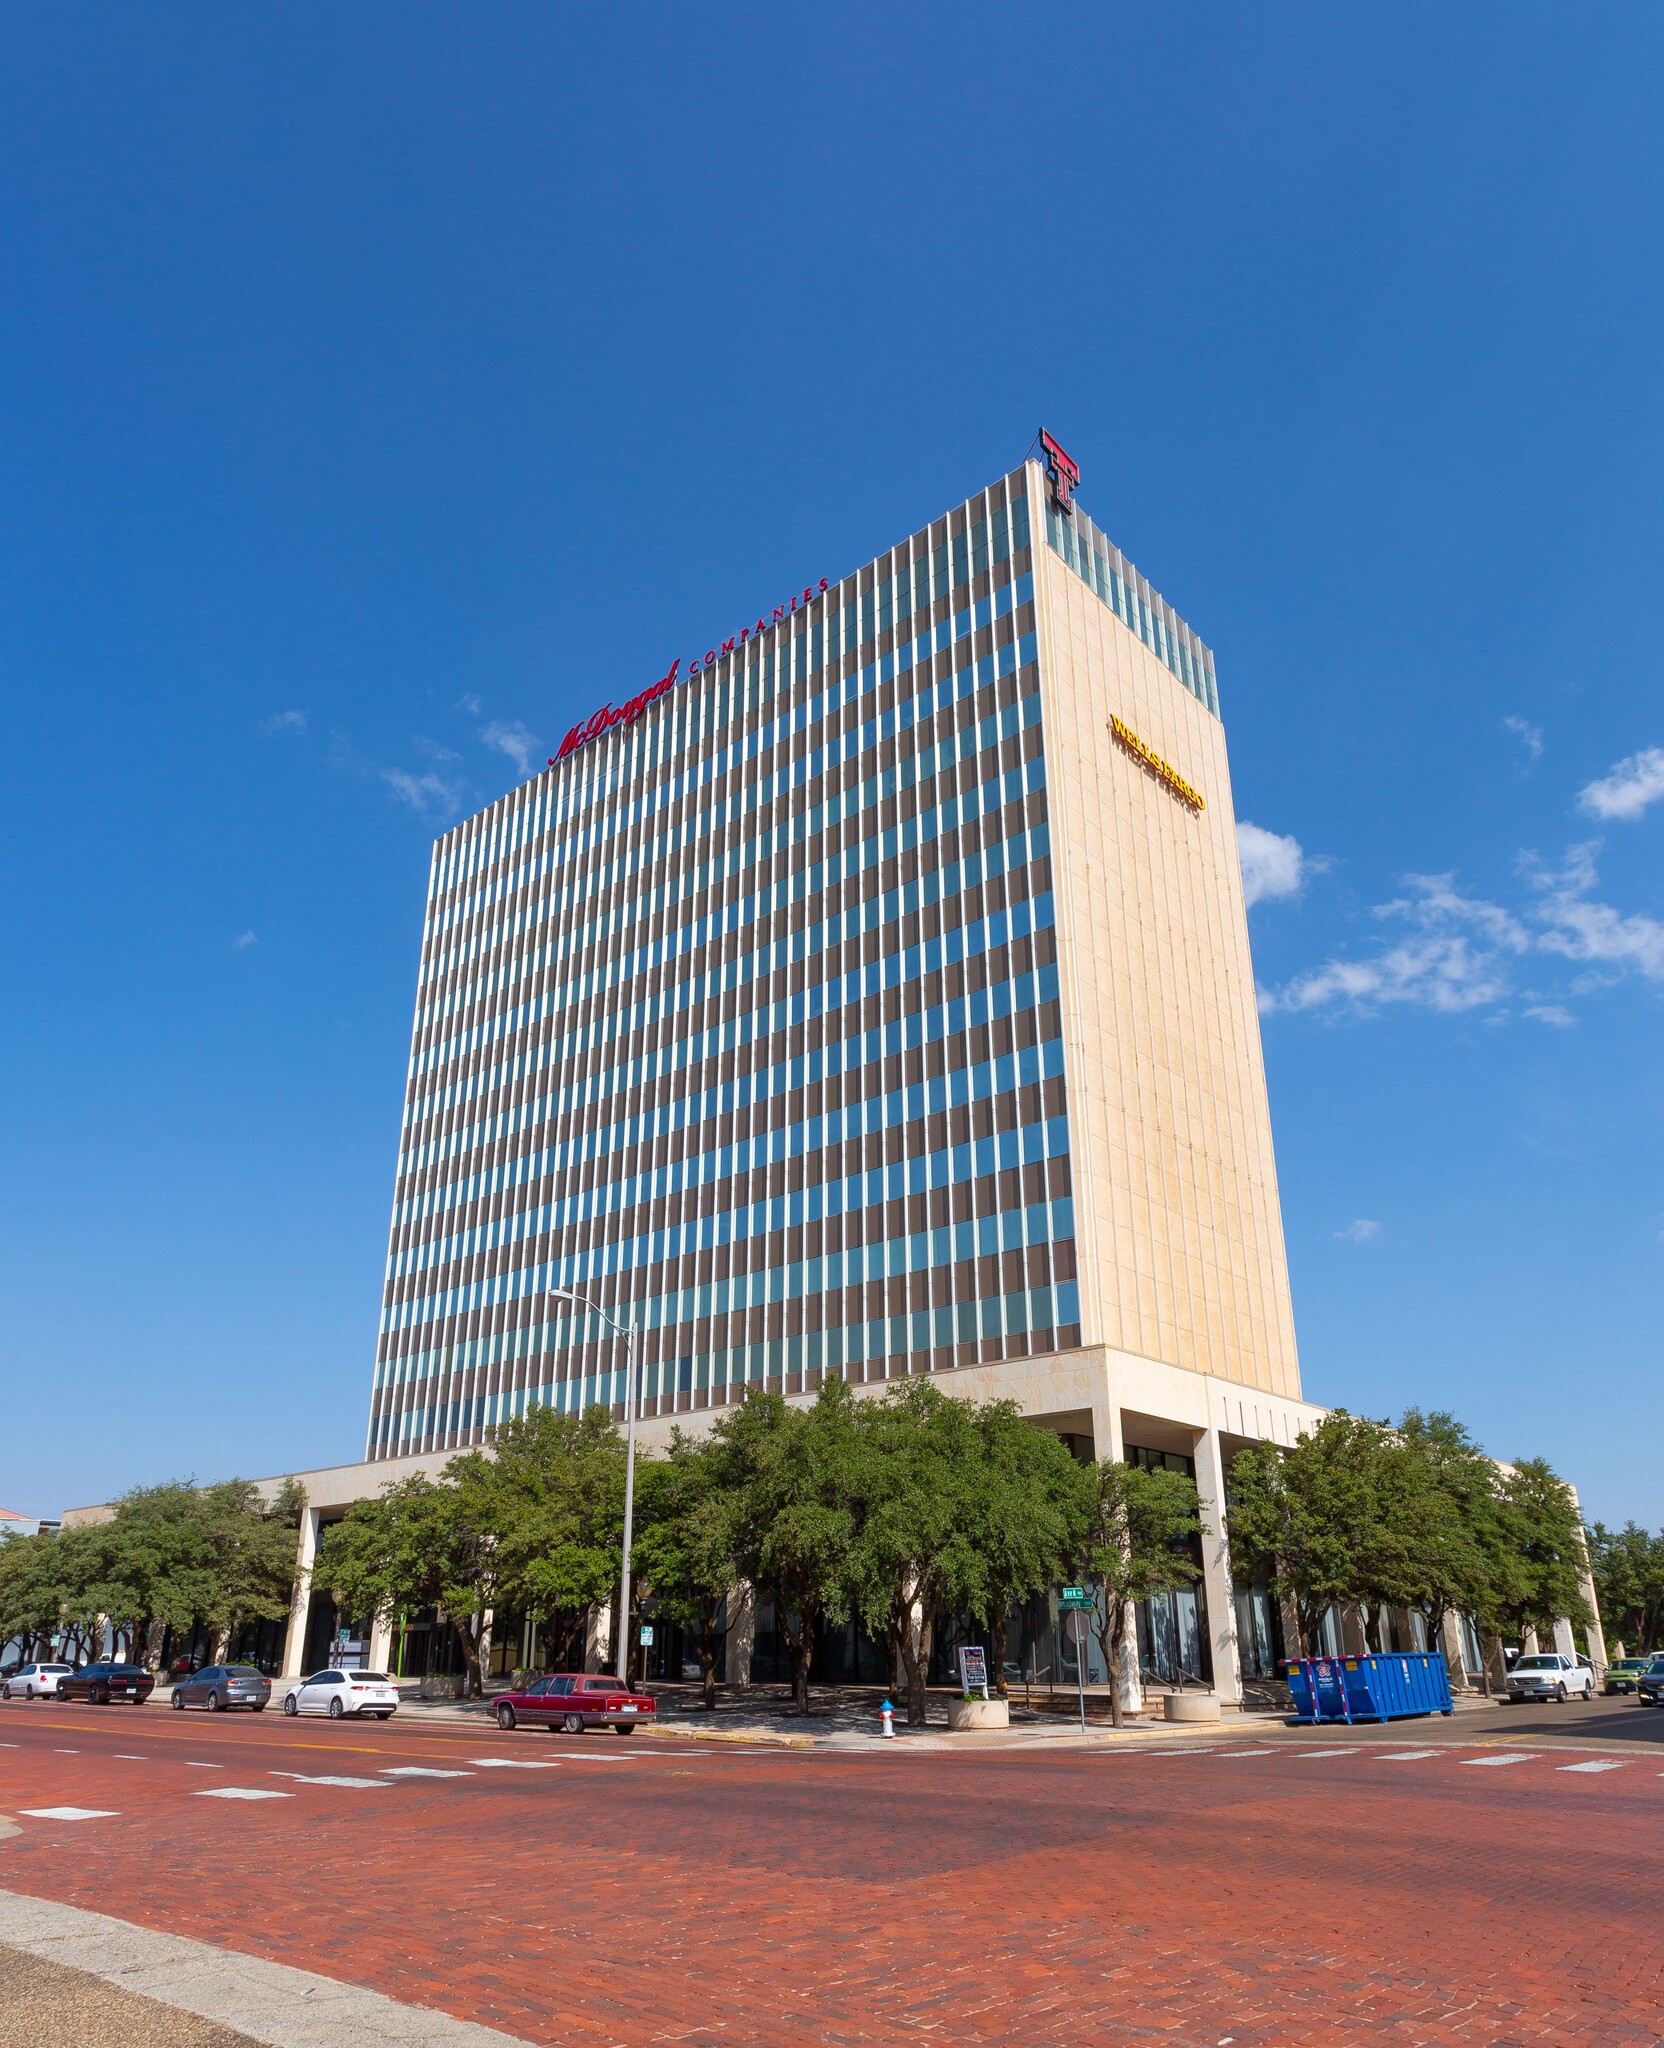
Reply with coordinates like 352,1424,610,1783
1506,1653,1595,1704
2,1662,74,1700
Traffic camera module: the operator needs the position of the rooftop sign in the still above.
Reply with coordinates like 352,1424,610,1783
549,574,832,768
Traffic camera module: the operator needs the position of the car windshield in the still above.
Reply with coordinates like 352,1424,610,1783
350,1672,389,1683
1513,1657,1558,1671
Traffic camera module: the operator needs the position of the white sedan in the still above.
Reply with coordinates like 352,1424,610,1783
1506,1653,1596,1704
281,1669,401,1720
2,1662,73,1700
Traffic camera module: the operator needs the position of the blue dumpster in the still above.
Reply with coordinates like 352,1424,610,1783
1286,1651,1454,1724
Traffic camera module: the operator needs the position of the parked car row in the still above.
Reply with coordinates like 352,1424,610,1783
0,1660,397,1717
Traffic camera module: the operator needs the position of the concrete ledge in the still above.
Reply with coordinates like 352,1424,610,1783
946,1697,1011,1731
0,1890,529,2047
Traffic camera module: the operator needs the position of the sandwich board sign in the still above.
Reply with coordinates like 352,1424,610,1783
957,1645,990,1699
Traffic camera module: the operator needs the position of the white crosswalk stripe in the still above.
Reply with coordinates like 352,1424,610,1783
1462,1753,1538,1767
20,1807,118,1821
194,1787,292,1801
468,1758,561,1769
1377,1750,1442,1760
270,1773,389,1788
1558,1760,1625,1773
382,1766,474,1778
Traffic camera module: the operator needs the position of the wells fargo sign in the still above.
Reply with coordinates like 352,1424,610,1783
1109,715,1204,812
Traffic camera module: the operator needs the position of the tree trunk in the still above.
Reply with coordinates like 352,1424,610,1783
777,1603,814,1714
1108,1603,1131,1730
698,1605,719,1711
990,1606,1009,1699
894,1589,933,1726
455,1615,483,1698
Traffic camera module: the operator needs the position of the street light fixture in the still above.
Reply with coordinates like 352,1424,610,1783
547,1287,640,1684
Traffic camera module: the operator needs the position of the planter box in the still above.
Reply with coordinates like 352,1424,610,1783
1163,1692,1220,1724
947,1696,1010,1731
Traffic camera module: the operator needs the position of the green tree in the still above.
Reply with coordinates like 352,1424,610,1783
633,1430,734,1709
0,1529,71,1660
1078,1460,1200,1727
484,1405,626,1675
1586,1520,1664,1656
1481,1456,1592,1650
318,1468,505,1696
960,1403,1088,1697
843,1381,988,1727
1384,1411,1503,1660
1225,1413,1391,1655
708,1383,858,1716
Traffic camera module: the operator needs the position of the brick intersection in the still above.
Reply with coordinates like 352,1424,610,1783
1,1707,1662,2046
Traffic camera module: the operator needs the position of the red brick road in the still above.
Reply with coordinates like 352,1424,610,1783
3,1702,1663,2046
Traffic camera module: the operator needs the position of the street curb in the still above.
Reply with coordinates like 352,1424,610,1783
0,1888,534,2047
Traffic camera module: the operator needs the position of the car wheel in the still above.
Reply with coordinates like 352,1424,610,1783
1555,1683,1567,1703
171,1691,186,1710
328,1696,344,1719
94,1684,110,1706
282,1693,298,1716
562,1713,584,1735
613,1722,637,1736
206,1690,222,1713
375,1710,393,1720
251,1703,266,1713
497,1703,517,1731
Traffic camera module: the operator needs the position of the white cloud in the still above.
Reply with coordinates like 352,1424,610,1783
1528,843,1664,982
232,930,257,950
382,767,464,816
1237,822,1308,908
1503,716,1543,763
1262,873,1525,1016
481,720,539,778
1335,1219,1380,1243
1578,746,1664,822
257,710,307,737
1262,837,1664,1022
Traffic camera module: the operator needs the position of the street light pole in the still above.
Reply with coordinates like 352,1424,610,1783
548,1288,639,1685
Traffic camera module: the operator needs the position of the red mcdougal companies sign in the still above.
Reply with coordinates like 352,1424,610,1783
551,578,831,765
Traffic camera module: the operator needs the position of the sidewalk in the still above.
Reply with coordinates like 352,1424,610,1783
380,1681,1273,1751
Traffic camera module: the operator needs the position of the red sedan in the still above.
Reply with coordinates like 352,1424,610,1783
494,1673,655,1735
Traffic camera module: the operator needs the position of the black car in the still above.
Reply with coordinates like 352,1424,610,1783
1638,1656,1664,1706
171,1663,271,1713
58,1661,155,1705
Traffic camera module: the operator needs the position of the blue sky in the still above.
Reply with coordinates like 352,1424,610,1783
1,9,1659,1526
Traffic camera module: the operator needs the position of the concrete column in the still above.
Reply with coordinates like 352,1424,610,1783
1575,1531,1608,1677
1438,1612,1469,1687
585,1602,611,1674
367,1612,393,1676
1523,1625,1541,1656
1192,1424,1243,1709
476,1607,495,1687
725,1584,756,1689
1341,1605,1369,1657
1552,1616,1577,1661
280,1507,319,1680
1087,1393,1143,1715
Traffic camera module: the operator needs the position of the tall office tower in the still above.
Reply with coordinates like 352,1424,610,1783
367,449,1300,1463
